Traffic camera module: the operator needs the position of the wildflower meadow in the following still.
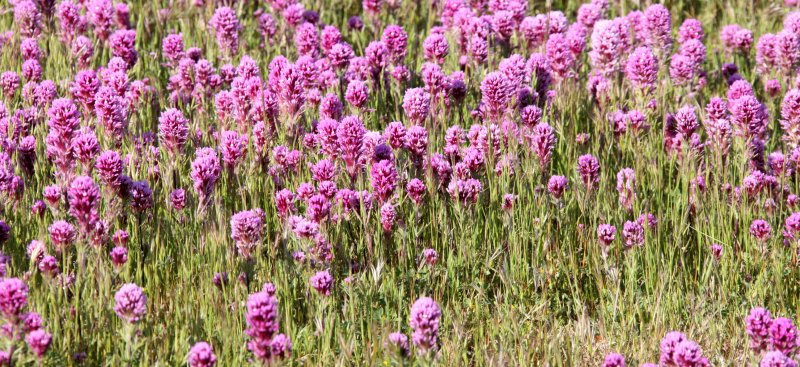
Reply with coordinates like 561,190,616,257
2,0,800,365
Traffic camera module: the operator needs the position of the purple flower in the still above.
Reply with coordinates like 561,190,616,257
161,33,184,65
0,278,27,319
129,180,153,213
406,179,426,205
94,87,128,140
589,18,630,76
404,125,429,159
422,248,438,265
387,332,410,356
209,7,241,55
219,130,248,170
710,244,723,261
777,30,800,72
577,3,602,27
88,0,114,41
622,221,644,248
370,159,398,202
447,178,482,204
782,89,800,145
245,290,280,347
577,154,600,191
409,297,441,353
384,121,407,150
423,34,449,64
602,353,625,367
68,176,100,232
114,283,147,323
0,72,20,98
519,15,548,49
674,340,708,367
15,1,42,38
270,333,292,359
328,42,355,70
294,22,319,57
597,224,616,247
110,246,128,269
309,270,333,296
529,123,556,169
57,0,86,43
750,219,772,242
96,150,123,189
760,351,797,367
168,189,186,211
660,331,687,365
188,342,217,367
480,72,513,121
38,255,59,277
382,25,408,63
0,222,9,245
770,317,799,355
109,29,138,67
380,202,396,232
402,88,431,125
669,54,695,86
21,312,42,333
337,116,366,176
626,47,658,91
644,4,672,50
231,209,265,258
345,80,369,109
678,19,704,43
25,330,51,358
191,148,221,206
679,40,706,69
547,175,569,199
747,307,773,352
159,108,189,155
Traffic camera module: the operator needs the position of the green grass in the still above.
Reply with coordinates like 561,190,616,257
0,0,798,365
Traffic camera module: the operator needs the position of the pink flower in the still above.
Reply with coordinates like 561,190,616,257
577,154,600,191
402,88,431,125
67,176,100,232
158,108,189,155
422,248,438,265
25,330,51,358
114,283,147,323
382,25,408,63
480,72,514,121
529,123,556,169
109,29,138,67
191,148,221,206
380,202,396,232
87,0,114,41
309,270,333,296
644,4,672,50
625,47,658,91
589,18,630,76
678,19,704,43
371,160,397,202
545,34,576,80
209,7,241,55
597,224,616,246
345,80,369,109
231,209,265,257
423,34,449,64
409,297,441,353
750,219,772,242
0,278,27,319
188,342,217,367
